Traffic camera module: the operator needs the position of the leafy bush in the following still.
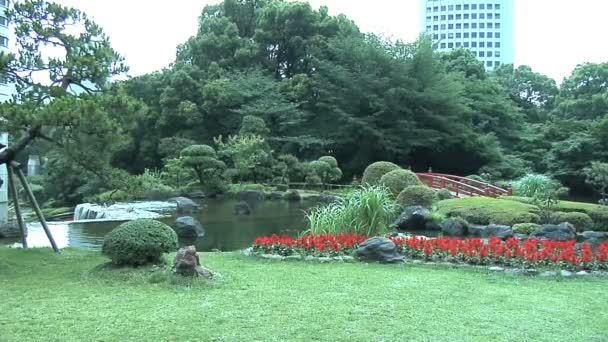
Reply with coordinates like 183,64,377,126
552,212,594,232
361,161,400,186
396,185,436,208
275,184,288,192
512,174,565,198
306,186,398,236
307,157,342,187
465,175,485,183
305,174,322,187
284,190,301,201
101,219,178,266
429,211,447,224
512,223,540,235
318,156,338,168
551,200,608,231
379,169,421,196
435,188,454,201
88,189,133,203
436,197,541,226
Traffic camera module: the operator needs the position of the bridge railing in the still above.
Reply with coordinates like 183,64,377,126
416,173,512,198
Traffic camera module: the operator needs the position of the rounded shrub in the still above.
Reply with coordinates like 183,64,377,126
380,169,421,196
362,161,400,186
435,188,454,201
102,219,178,266
552,212,594,232
318,156,338,168
512,223,540,235
465,175,485,183
396,185,436,208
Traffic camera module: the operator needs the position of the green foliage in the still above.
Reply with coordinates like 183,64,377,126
435,188,454,201
101,219,178,266
160,158,197,189
215,134,272,183
551,212,594,232
512,223,540,235
429,211,448,224
585,162,608,203
512,174,565,198
379,169,421,197
318,156,338,168
396,185,436,208
436,197,541,226
239,115,270,137
307,157,342,186
87,189,132,203
362,162,400,186
306,186,398,236
180,144,226,192
283,190,301,201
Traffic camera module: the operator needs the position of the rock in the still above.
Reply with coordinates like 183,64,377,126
425,221,442,231
169,197,200,215
173,246,213,279
582,231,608,249
174,216,205,238
332,256,344,262
560,270,573,277
392,206,431,231
505,269,523,276
284,190,301,202
304,255,315,262
234,201,252,215
354,237,404,263
242,247,254,257
576,270,590,276
187,191,206,199
541,271,558,277
489,266,504,272
239,190,265,203
285,254,302,261
0,222,24,239
530,223,577,241
318,257,333,263
342,256,355,263
524,269,539,276
269,192,284,200
261,254,284,261
319,194,339,204
473,224,513,239
440,219,467,236
514,233,528,240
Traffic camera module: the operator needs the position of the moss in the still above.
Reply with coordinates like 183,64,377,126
512,223,540,235
396,185,436,208
435,197,541,226
551,212,594,232
361,161,400,186
380,169,421,196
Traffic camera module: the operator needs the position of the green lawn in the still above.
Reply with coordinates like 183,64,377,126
1,248,607,341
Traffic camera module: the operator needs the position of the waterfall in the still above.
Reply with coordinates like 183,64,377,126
73,202,177,222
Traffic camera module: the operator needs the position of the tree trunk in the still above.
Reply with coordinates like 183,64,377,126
0,126,41,166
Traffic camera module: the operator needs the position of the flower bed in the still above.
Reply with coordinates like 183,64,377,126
252,234,608,271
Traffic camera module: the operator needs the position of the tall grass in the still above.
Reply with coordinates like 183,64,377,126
512,174,565,198
305,185,398,236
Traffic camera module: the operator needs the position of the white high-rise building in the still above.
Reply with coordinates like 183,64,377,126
0,0,12,224
420,0,514,69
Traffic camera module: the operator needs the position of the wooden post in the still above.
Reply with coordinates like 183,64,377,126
11,163,59,253
6,166,27,248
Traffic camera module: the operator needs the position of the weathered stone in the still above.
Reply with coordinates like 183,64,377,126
392,206,431,231
234,201,252,215
242,247,254,257
576,271,590,276
342,256,355,263
269,192,284,200
0,222,24,239
440,219,467,236
284,190,301,202
261,254,284,261
239,190,266,203
332,256,344,262
319,194,339,204
173,246,213,279
174,216,205,238
473,224,513,239
530,223,577,241
514,233,528,240
169,197,200,215
505,269,523,276
582,231,608,249
541,271,558,277
304,255,315,262
318,257,333,263
489,266,505,272
524,269,539,276
285,254,302,261
560,270,573,277
354,237,404,263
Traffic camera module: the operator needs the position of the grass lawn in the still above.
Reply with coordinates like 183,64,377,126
1,248,607,341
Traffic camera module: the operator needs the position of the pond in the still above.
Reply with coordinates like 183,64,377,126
8,198,318,252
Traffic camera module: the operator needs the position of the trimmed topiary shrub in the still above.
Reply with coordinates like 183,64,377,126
362,161,400,186
435,188,454,201
318,156,338,168
512,223,541,235
436,197,541,226
102,219,178,266
396,185,436,208
552,212,594,232
380,169,421,196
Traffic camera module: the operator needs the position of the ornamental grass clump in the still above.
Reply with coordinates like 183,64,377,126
306,185,398,236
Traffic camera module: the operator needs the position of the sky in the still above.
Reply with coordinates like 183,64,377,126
53,0,608,83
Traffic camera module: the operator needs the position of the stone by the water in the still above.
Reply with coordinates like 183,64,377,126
169,197,200,215
174,216,205,238
173,246,213,279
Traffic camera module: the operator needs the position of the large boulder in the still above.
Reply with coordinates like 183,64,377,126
470,224,513,239
354,237,404,263
392,206,431,231
239,190,265,203
173,246,213,278
530,223,577,241
440,219,467,236
269,192,284,200
174,216,205,238
234,201,252,215
582,231,608,249
169,197,200,215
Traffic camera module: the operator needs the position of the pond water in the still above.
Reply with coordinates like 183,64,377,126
7,198,317,252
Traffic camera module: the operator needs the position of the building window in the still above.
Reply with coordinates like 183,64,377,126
488,13,493,19
487,51,493,57
464,23,470,29
456,32,461,38
441,5,446,11
441,24,446,29
433,25,438,30
495,4,501,10
448,5,453,10
464,32,469,38
472,23,477,29
495,61,500,67
472,4,477,10
456,23,461,29
441,33,446,39
479,41,485,48
495,32,501,38
456,14,461,20
441,15,446,20
448,42,454,48
495,51,501,57
433,34,439,40
471,51,477,56
440,43,446,48
448,14,454,20
480,13,485,19
495,13,501,19
472,32,477,38
426,25,431,31
464,42,470,47
487,61,492,67
472,42,477,47
472,13,477,19
480,4,485,10
495,42,501,48
464,4,469,10
426,16,431,22
456,42,462,47
487,42,493,47
479,51,485,57
480,23,485,29
488,23,493,29
495,22,501,29
0,16,6,26
426,7,431,13
448,24,454,29
448,32,454,39
487,32,493,38
464,13,469,19
0,35,7,47
433,16,439,21
456,4,462,10
0,0,8,7
433,6,439,12
487,4,493,10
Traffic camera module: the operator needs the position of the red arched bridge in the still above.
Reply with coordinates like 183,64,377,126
416,172,512,198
